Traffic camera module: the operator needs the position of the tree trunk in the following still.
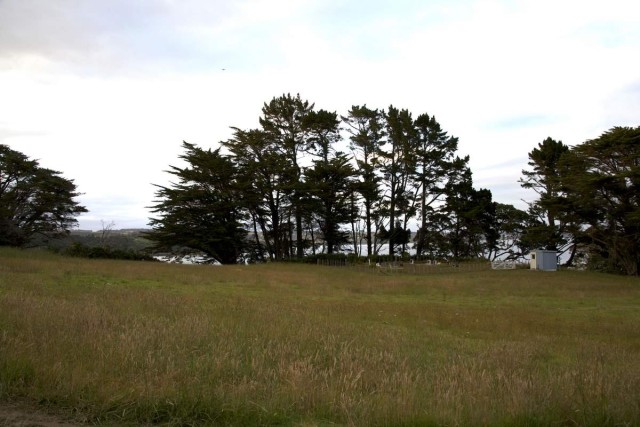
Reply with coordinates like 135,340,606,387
296,206,304,258
251,213,265,261
365,203,372,257
309,222,316,256
563,241,577,267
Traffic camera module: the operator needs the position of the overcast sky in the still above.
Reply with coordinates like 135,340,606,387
1,0,638,230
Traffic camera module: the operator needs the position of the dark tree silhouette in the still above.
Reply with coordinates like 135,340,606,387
147,142,247,264
0,144,86,247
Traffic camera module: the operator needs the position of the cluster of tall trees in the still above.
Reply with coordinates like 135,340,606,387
147,94,532,264
148,95,639,274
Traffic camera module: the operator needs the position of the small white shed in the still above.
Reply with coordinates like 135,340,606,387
530,250,558,271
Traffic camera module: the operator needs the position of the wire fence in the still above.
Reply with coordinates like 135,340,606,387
315,258,349,267
316,258,492,275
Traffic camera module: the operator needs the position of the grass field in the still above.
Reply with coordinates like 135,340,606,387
1,247,639,426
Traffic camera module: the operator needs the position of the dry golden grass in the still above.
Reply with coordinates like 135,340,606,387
1,247,639,426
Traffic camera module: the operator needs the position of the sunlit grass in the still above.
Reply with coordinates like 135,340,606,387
1,247,639,425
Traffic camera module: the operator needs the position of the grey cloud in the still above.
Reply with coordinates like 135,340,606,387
0,0,245,75
1,0,462,76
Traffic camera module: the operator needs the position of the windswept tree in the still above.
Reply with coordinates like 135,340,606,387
0,144,87,247
147,142,247,264
561,126,640,275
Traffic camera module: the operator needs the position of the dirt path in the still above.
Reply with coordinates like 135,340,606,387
0,402,81,427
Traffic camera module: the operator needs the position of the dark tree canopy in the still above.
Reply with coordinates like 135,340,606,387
441,167,492,260
518,127,640,275
560,126,640,275
0,144,87,247
304,153,356,254
147,142,247,264
519,137,573,253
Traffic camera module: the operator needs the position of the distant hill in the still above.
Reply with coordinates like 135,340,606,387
48,228,153,252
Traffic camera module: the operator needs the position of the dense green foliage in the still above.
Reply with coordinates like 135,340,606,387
0,144,86,247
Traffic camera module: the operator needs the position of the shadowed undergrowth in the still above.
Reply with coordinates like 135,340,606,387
1,248,639,426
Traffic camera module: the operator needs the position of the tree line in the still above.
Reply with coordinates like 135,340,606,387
1,94,638,275
145,94,640,275
147,94,501,264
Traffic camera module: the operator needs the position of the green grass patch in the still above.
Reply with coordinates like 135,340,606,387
1,247,639,426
